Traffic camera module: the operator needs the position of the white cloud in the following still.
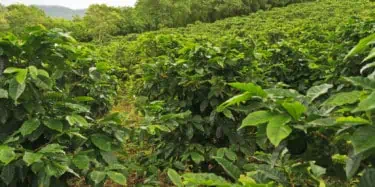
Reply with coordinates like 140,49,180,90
1,0,137,9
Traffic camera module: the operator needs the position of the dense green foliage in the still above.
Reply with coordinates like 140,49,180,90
0,26,127,186
0,0,312,42
2,0,375,186
108,0,375,186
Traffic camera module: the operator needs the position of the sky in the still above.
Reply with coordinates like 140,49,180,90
1,0,137,9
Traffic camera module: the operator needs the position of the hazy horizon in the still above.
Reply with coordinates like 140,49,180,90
1,0,137,9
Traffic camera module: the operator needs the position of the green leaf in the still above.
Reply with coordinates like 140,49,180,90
28,66,38,79
72,155,90,170
343,77,375,90
266,114,292,147
214,157,242,180
20,118,40,136
306,84,333,103
307,118,336,128
107,171,127,186
361,61,375,74
8,78,26,101
91,134,112,152
351,126,375,155
33,75,52,90
217,93,253,112
0,146,16,164
39,144,65,154
66,114,89,127
89,171,106,185
346,33,375,59
240,111,274,129
309,162,326,178
43,119,63,132
190,152,204,164
324,91,362,107
23,152,43,166
353,92,375,112
0,89,8,99
282,101,306,120
3,67,22,74
346,153,362,179
228,82,267,97
359,169,375,187
363,48,375,62
100,151,118,165
1,164,15,185
336,116,370,125
37,69,49,77
15,69,28,84
224,149,237,161
182,173,230,186
168,169,183,187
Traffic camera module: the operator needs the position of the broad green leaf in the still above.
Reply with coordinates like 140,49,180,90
107,171,127,186
8,78,26,101
214,157,242,180
266,88,303,100
182,173,230,186
346,153,362,179
190,152,204,164
39,144,65,154
20,118,40,136
168,169,183,187
28,66,38,79
3,67,22,74
351,126,375,155
282,101,306,120
100,151,118,165
306,84,333,103
23,152,43,166
89,171,106,185
37,69,49,77
217,93,253,112
0,89,8,99
346,33,375,59
0,146,16,164
363,48,375,62
307,118,336,128
1,165,15,185
324,91,362,107
73,96,95,102
240,111,274,129
224,149,237,161
343,77,375,90
361,61,375,74
353,92,375,112
228,82,267,97
66,114,89,127
15,69,28,84
359,169,375,187
43,119,63,132
91,134,112,152
72,155,90,170
336,116,370,125
266,115,292,147
309,162,326,178
33,75,52,90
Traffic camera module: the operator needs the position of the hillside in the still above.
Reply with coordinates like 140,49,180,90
35,5,85,19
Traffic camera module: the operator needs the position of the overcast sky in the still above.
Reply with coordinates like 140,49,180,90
1,0,137,9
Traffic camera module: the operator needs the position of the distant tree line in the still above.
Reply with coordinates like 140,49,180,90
0,0,311,42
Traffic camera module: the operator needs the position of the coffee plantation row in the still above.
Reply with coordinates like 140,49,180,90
1,0,375,186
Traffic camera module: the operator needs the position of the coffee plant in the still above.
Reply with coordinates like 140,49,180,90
0,26,127,186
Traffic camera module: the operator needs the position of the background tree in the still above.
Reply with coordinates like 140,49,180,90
5,5,50,35
83,4,122,42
